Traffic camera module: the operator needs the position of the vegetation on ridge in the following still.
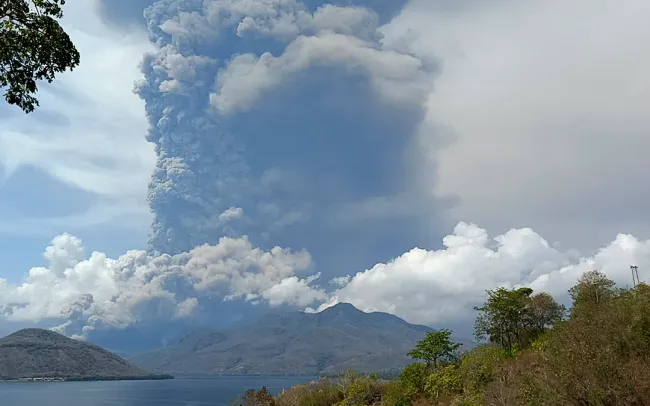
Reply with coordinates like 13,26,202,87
235,270,650,405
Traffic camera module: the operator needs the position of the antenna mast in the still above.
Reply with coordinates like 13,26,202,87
631,265,640,287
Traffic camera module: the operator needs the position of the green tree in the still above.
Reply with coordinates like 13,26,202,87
474,287,564,355
568,270,617,311
1,0,80,113
526,292,566,332
408,329,461,369
474,287,534,354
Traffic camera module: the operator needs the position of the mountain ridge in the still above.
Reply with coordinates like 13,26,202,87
130,303,468,375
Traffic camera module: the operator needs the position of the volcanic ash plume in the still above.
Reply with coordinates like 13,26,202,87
135,0,435,260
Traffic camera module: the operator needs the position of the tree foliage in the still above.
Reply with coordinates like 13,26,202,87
568,270,617,314
527,292,566,332
407,329,460,368
398,362,429,399
474,287,564,354
241,386,275,406
424,365,461,400
0,0,79,113
512,281,650,405
456,344,508,392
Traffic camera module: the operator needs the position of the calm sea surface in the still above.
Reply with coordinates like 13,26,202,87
0,375,316,406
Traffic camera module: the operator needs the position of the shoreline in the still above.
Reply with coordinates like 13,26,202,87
0,374,174,383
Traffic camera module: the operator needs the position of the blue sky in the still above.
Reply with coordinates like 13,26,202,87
0,2,154,279
1,0,650,349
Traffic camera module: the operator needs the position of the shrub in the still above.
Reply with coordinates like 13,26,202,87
518,283,650,405
398,363,429,399
380,381,410,406
338,378,382,406
456,345,508,392
473,281,650,406
424,365,461,400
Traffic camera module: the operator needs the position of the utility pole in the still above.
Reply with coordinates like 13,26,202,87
631,265,640,287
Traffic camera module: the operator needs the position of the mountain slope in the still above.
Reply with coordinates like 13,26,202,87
131,303,461,375
0,328,170,381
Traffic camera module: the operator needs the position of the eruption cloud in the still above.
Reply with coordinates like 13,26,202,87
135,0,439,273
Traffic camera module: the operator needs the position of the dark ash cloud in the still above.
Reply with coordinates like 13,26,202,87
135,0,446,276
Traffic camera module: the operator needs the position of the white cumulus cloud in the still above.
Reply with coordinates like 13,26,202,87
3,222,649,339
219,207,244,222
307,222,649,330
0,233,320,338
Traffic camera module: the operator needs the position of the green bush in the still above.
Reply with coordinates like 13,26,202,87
336,371,381,406
456,344,507,392
380,381,410,406
424,365,461,400
398,363,429,399
517,282,650,405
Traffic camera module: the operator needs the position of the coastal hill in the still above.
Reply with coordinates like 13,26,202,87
0,328,171,381
131,303,470,375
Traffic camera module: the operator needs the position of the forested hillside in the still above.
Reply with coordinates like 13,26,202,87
238,270,650,405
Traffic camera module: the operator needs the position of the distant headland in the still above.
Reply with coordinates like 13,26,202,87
0,328,173,382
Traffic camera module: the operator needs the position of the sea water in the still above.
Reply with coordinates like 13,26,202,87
0,375,316,406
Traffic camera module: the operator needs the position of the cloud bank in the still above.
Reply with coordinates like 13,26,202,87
0,232,319,339
308,223,647,333
1,223,648,339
